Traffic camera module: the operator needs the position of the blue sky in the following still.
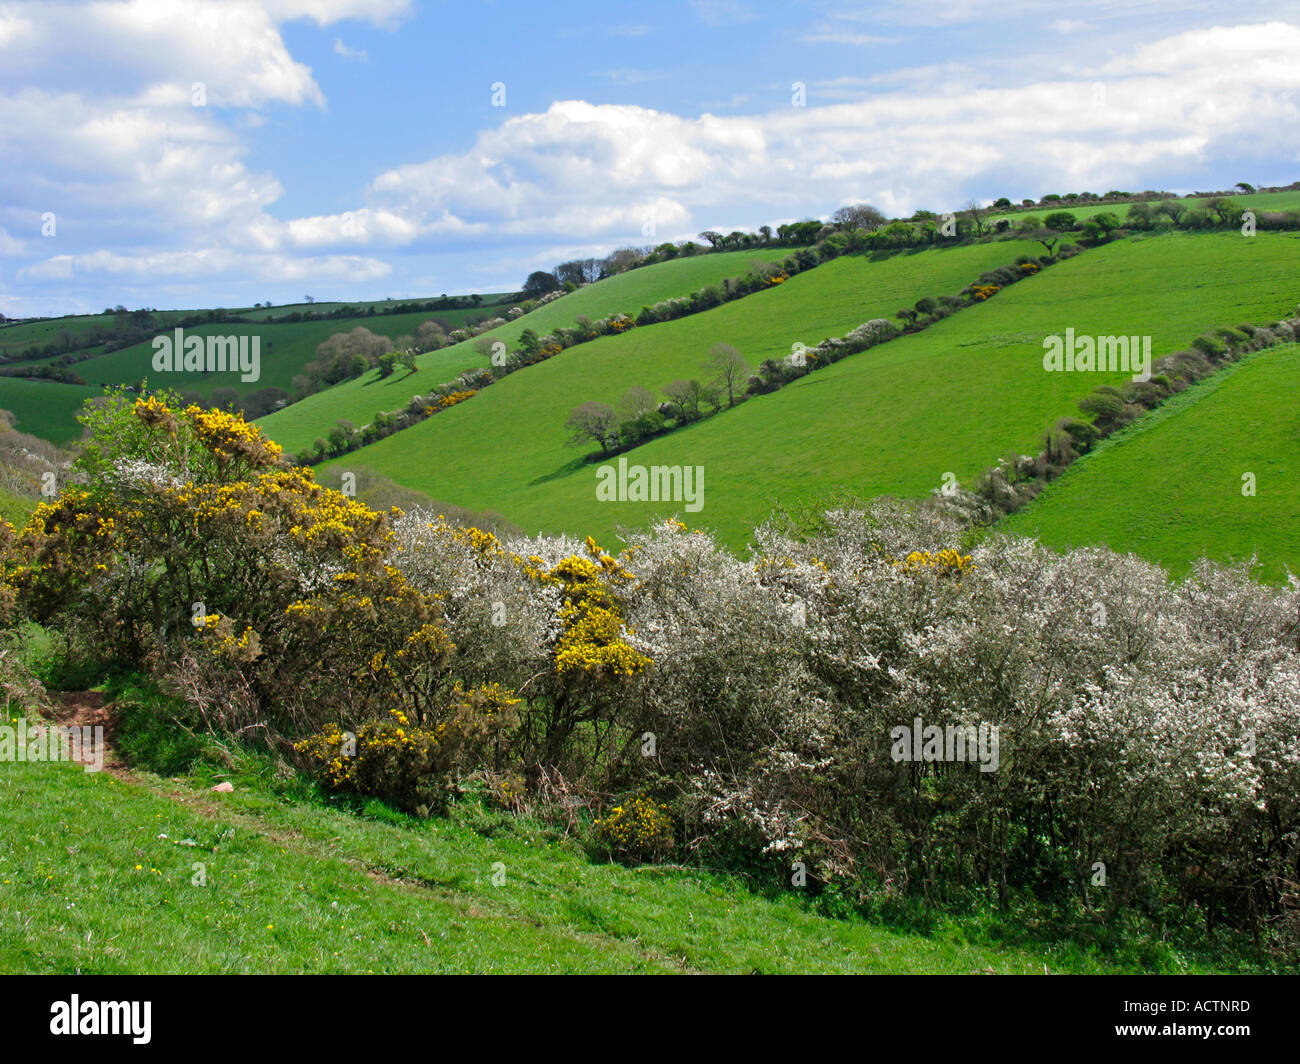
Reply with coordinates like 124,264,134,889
2,0,1298,317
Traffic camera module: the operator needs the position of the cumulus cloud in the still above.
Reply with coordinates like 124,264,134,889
19,247,391,284
359,22,1300,243
333,37,368,62
2,4,1298,309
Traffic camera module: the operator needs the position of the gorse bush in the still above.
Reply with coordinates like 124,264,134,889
5,395,1300,954
592,795,676,863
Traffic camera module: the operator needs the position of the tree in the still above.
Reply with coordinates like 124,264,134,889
992,197,1012,210
661,379,711,422
377,352,398,378
565,402,620,455
1157,200,1187,226
399,351,418,376
1236,181,1256,194
1043,211,1077,232
703,343,751,408
414,320,446,352
914,296,937,318
896,308,918,325
517,329,541,357
698,231,723,248
1125,202,1155,229
522,271,561,299
831,203,887,232
961,200,989,236
617,386,657,422
1202,198,1239,225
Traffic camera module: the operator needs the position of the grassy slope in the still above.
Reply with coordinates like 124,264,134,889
989,189,1300,225
1,737,1221,974
77,309,466,395
2,305,513,443
0,486,37,528
258,248,802,455
0,378,100,445
318,232,1300,550
234,297,513,323
314,239,1047,533
1002,344,1300,583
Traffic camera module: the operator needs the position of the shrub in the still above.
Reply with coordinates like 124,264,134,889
296,711,454,814
1191,334,1227,359
592,794,676,863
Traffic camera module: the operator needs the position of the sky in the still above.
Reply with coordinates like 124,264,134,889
1,0,1298,318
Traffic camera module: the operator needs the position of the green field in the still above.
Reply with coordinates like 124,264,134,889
1002,343,1300,582
989,189,1300,225
78,309,474,396
0,378,101,445
233,295,514,323
314,232,1300,552
258,248,805,455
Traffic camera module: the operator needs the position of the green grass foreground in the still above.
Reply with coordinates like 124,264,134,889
0,688,1277,975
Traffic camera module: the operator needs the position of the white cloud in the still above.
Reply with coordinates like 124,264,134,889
333,37,368,61
18,247,391,283
3,6,1299,310
354,22,1299,247
262,0,410,26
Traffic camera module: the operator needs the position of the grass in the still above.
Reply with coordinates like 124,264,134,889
313,238,1047,537
258,247,804,455
988,188,1300,225
1001,343,1300,583
314,231,1300,556
0,485,37,528
0,378,100,445
2,303,515,444
0,683,1267,975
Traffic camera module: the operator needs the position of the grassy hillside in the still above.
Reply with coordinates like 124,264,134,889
234,297,513,324
1001,343,1300,582
0,378,100,445
0,295,521,443
258,248,803,455
79,310,466,395
314,231,1300,550
0,485,36,528
989,188,1300,225
0,705,1231,974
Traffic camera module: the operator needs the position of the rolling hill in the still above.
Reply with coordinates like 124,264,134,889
311,231,1300,557
1001,342,1300,583
256,247,806,455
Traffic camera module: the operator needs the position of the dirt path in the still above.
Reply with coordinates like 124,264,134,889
47,689,131,778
